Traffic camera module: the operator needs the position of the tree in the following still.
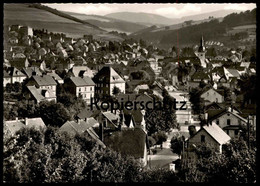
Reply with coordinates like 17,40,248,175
38,101,71,127
152,131,167,149
170,134,185,158
189,87,204,114
145,90,177,135
147,136,156,148
112,86,121,96
188,125,197,137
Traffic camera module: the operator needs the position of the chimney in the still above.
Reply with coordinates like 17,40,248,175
15,117,19,121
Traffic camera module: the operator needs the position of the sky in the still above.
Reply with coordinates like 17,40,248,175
43,3,256,18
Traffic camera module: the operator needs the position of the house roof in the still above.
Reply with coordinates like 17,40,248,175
71,66,93,77
103,128,147,158
191,71,210,80
25,117,46,130
226,68,240,77
208,109,247,123
77,108,94,119
46,71,63,81
201,123,231,145
59,121,85,135
8,67,26,77
83,76,95,86
5,120,25,136
70,77,95,87
4,69,11,78
32,75,57,86
102,111,119,122
22,67,42,77
26,86,45,102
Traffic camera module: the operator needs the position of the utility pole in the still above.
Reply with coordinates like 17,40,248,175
247,116,250,149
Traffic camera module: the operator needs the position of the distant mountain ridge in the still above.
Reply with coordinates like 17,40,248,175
63,11,148,33
105,12,177,26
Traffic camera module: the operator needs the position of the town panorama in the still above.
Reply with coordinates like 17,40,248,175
3,3,256,183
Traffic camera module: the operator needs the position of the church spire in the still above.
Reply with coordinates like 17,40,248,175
198,35,205,52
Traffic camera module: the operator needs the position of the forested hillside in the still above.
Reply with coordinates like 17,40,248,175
130,8,256,49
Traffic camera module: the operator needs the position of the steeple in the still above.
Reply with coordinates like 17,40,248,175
198,35,205,52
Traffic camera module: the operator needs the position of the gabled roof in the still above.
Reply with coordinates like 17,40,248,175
70,76,95,87
205,102,224,111
103,128,147,158
5,120,25,136
25,117,46,130
208,109,247,123
22,67,42,77
83,76,95,86
226,68,240,77
59,121,85,135
26,86,45,102
102,111,119,122
199,123,231,145
32,75,57,86
8,67,26,77
46,71,63,81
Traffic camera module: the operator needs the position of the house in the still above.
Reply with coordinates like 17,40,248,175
3,69,11,87
134,84,149,94
187,123,231,154
19,26,33,37
30,59,46,71
24,85,56,104
59,120,105,147
70,66,94,78
46,70,64,84
6,67,27,84
25,75,57,96
103,128,148,166
208,108,247,138
93,66,125,97
188,70,210,90
224,67,240,80
4,117,46,138
200,88,224,104
9,58,30,70
22,67,42,78
101,111,120,130
63,77,95,104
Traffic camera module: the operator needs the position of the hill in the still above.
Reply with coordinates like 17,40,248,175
129,8,256,49
64,11,147,34
105,12,177,26
179,9,240,22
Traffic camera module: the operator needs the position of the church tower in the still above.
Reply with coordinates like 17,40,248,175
195,36,207,68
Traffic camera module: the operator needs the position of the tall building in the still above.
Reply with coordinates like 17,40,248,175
93,66,125,98
195,36,207,68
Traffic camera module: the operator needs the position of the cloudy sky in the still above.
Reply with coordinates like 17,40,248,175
43,3,256,18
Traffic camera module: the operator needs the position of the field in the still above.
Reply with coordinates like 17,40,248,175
4,3,124,41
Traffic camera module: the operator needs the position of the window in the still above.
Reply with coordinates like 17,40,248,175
216,98,218,102
85,87,87,91
226,130,229,135
227,119,231,125
235,130,239,135
201,135,205,142
79,88,81,92
216,119,219,125
90,87,92,91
